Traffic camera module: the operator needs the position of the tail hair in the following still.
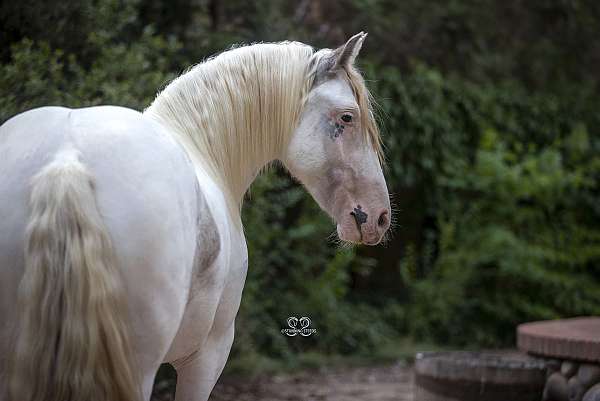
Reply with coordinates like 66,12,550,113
9,148,141,401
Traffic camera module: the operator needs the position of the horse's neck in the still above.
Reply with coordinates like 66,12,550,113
148,111,275,210
145,44,313,217
145,87,289,215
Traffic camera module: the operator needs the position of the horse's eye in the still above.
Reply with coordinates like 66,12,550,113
341,114,352,123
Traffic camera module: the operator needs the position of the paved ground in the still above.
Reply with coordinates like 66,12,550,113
152,362,414,401
209,362,414,401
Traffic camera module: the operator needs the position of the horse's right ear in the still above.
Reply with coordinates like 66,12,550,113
333,32,367,69
314,32,368,81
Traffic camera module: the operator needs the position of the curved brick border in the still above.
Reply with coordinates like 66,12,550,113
517,317,600,362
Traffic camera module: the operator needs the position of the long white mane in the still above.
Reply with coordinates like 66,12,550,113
145,41,380,226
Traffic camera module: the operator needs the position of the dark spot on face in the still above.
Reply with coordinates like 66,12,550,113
330,122,344,140
350,204,368,226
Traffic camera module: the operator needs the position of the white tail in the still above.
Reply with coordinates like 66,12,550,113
9,149,141,401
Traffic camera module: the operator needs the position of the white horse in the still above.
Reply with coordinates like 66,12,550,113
0,33,390,401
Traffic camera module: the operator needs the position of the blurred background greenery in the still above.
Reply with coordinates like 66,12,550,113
1,0,599,374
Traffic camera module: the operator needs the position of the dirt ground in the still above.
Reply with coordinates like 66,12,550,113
152,362,414,401
208,362,414,401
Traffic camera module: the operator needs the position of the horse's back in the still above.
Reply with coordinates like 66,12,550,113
0,106,200,394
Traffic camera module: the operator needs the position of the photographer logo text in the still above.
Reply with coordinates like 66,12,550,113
281,316,317,337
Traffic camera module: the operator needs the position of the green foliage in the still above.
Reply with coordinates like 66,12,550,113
391,74,600,347
234,170,395,366
0,0,180,123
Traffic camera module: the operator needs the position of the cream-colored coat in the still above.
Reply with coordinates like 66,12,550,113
0,105,244,401
0,33,390,401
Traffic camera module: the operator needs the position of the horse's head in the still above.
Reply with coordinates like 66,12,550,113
284,33,391,245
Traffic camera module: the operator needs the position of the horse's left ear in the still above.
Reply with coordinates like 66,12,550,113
334,32,367,69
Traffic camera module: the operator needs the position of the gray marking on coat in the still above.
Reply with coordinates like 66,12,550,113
188,181,221,302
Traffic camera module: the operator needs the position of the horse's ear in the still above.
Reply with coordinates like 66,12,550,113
333,32,367,69
314,32,367,81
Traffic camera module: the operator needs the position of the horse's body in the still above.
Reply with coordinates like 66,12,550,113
0,34,390,401
0,105,246,400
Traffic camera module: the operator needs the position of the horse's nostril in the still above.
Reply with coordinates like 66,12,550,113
378,211,389,227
